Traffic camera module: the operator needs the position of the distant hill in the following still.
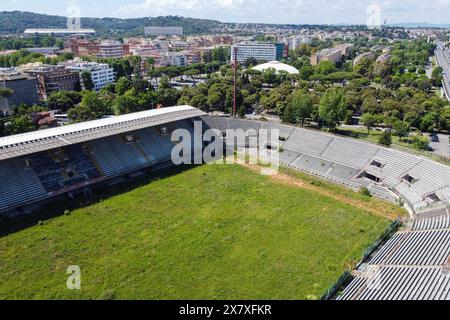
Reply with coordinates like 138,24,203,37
0,11,223,36
388,22,450,29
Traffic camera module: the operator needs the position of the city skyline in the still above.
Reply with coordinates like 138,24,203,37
2,0,450,25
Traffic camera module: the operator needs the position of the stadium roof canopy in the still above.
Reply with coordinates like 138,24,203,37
24,29,96,35
0,105,205,161
251,61,299,75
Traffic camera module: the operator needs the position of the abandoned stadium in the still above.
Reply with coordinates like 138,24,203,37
0,105,449,300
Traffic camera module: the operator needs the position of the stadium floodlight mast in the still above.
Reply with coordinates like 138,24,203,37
233,47,238,118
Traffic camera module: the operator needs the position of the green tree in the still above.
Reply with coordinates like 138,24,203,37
67,91,110,122
412,134,430,150
115,77,133,96
0,88,13,98
431,66,443,86
354,56,374,78
378,131,392,146
360,113,380,134
183,69,200,85
190,94,208,111
244,57,258,68
47,91,81,111
438,106,450,131
207,92,223,112
420,112,438,133
290,93,315,126
393,120,410,142
113,92,142,115
318,87,347,130
7,115,34,135
298,65,314,80
315,61,336,75
362,97,382,114
80,70,95,91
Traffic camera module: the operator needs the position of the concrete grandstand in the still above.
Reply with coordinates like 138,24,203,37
0,106,205,215
202,116,450,301
202,117,450,216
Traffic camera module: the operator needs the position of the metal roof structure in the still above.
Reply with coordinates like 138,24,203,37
251,61,299,75
0,105,205,161
24,29,96,35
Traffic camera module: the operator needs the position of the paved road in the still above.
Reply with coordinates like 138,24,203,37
435,43,450,101
427,133,450,158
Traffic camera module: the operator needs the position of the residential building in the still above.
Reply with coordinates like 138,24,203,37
66,37,99,57
24,65,80,101
287,36,312,51
353,52,376,67
63,60,115,91
182,50,201,65
336,43,355,56
212,35,234,46
168,53,187,67
96,41,124,59
0,68,39,115
311,48,343,66
231,42,285,63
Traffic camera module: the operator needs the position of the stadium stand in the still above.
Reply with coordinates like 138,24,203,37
202,117,450,215
413,215,450,230
1,112,448,300
338,215,450,300
0,106,205,214
203,116,450,301
339,266,449,300
0,158,47,211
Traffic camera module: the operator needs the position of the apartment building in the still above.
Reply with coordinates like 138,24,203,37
168,53,188,67
336,43,355,57
63,60,115,91
311,48,343,66
231,42,285,63
96,41,124,59
24,65,80,101
0,68,39,115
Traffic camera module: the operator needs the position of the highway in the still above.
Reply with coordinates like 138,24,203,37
435,42,450,101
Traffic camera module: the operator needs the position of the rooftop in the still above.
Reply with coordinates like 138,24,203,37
251,61,299,74
0,105,205,161
0,68,31,81
24,29,96,35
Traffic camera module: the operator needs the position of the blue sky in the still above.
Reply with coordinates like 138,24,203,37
2,0,450,24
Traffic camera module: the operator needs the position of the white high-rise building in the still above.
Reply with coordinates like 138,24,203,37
231,42,284,63
64,60,115,91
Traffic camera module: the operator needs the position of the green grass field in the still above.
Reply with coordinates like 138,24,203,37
0,164,394,300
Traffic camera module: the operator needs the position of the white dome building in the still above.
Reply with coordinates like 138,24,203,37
251,61,299,75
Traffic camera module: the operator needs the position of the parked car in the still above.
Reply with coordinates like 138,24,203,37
429,134,440,143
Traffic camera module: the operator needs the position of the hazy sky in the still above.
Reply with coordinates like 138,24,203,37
2,0,450,24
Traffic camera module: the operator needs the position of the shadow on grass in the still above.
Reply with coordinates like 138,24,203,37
0,164,199,239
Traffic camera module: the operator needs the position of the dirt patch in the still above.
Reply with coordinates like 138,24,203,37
240,162,400,220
